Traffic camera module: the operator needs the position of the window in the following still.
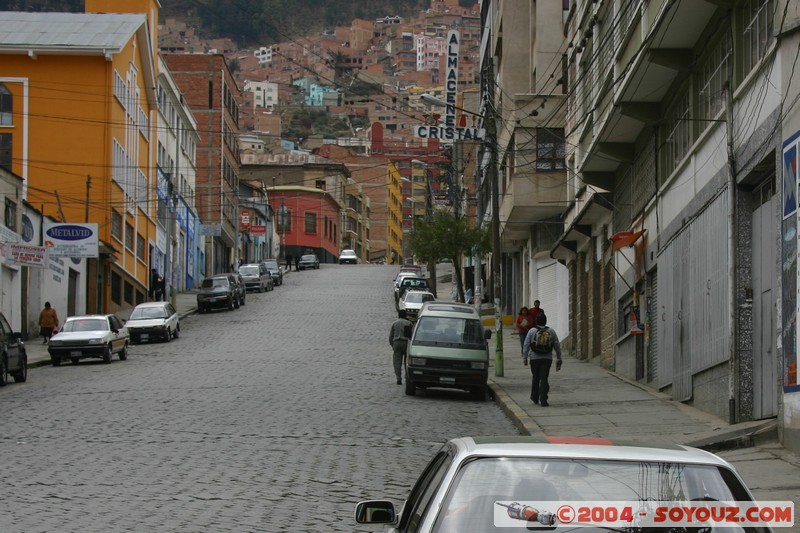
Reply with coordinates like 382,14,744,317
136,233,145,261
305,212,317,233
535,128,565,170
111,271,122,305
697,32,732,122
111,210,122,241
277,208,292,232
0,133,11,170
740,0,775,78
0,83,12,125
125,222,134,250
124,281,134,305
4,198,16,231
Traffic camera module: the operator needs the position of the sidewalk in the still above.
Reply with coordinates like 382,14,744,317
432,263,800,507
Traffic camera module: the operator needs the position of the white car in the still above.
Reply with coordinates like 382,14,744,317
126,301,180,344
398,290,435,320
356,436,772,532
339,249,358,264
48,314,129,366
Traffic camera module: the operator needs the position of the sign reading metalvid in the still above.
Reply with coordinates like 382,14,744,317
43,223,99,258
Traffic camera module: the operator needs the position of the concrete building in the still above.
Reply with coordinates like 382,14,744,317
479,0,571,339
243,80,279,112
549,0,794,447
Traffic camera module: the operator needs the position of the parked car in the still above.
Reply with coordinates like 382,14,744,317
126,301,180,344
398,290,436,320
298,254,320,270
405,302,490,399
223,272,247,306
261,259,283,286
48,314,129,366
355,436,770,532
197,275,237,313
0,311,27,385
338,249,358,264
396,276,430,306
238,263,272,293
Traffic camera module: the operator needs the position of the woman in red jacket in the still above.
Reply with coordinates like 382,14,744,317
515,306,533,354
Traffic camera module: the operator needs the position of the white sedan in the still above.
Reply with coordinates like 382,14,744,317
339,249,358,264
48,314,129,366
126,301,180,344
398,290,436,320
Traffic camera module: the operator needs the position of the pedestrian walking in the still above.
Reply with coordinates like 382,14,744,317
294,255,300,271
285,254,292,271
154,275,165,301
530,300,545,321
522,313,562,407
149,268,159,300
515,306,533,354
38,301,59,345
389,309,413,385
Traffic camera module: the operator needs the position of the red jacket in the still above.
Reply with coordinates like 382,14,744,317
515,312,533,335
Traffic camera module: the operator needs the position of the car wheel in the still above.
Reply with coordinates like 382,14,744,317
71,357,80,365
259,284,264,293
173,325,180,339
12,353,27,382
51,355,61,367
404,375,416,396
118,343,128,361
164,328,172,342
0,354,8,386
102,344,112,364
470,386,486,401
228,297,235,311
233,296,240,309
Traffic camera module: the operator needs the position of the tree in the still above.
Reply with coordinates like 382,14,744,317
409,211,490,302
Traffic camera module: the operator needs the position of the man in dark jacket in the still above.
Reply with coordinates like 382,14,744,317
522,313,562,406
389,310,413,385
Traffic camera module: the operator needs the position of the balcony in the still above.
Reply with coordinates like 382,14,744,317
499,169,568,250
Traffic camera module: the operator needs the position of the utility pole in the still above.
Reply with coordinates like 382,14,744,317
85,175,91,222
486,57,503,377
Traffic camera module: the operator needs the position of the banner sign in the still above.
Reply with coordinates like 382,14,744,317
5,243,48,268
240,209,251,230
43,223,99,258
250,225,266,236
200,224,222,236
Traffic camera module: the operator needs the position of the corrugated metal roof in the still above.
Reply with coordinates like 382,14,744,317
0,12,146,52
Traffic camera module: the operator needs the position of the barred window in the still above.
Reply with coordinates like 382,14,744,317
697,32,732,121
4,198,16,231
111,271,122,305
0,133,11,170
740,0,775,78
0,83,12,125
305,212,317,233
136,233,145,261
536,128,565,170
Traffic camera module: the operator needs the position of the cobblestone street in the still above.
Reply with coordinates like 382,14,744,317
0,265,516,532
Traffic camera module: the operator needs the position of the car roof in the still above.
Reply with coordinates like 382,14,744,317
418,302,479,317
133,302,169,308
65,314,114,320
448,436,731,467
301,254,316,258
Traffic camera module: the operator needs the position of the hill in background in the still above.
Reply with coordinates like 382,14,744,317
0,0,476,46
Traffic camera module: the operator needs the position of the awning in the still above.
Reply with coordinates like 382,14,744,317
550,192,613,263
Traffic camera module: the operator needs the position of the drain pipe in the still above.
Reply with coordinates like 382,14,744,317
724,79,737,425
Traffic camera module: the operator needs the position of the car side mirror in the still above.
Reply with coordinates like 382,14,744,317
354,500,396,524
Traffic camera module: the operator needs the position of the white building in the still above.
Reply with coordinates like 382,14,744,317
243,79,279,112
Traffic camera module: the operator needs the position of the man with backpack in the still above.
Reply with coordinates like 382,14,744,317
522,313,562,406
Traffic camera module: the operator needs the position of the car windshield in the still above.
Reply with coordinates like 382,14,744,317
402,278,429,290
432,457,756,533
301,255,315,261
129,307,168,320
414,316,484,345
263,261,279,269
62,318,109,332
405,292,435,304
201,278,228,288
239,266,259,276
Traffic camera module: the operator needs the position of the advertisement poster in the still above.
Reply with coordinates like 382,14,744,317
43,223,99,258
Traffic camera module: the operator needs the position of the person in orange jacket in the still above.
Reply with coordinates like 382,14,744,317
515,306,533,355
38,301,59,344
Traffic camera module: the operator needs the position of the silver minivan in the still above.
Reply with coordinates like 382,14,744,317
238,263,271,293
405,302,491,400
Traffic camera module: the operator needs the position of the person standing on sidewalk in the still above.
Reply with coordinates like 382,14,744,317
530,300,544,321
523,313,562,406
515,306,533,355
389,310,413,385
38,301,59,345
285,254,292,271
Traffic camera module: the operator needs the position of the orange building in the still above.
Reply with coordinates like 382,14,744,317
0,0,161,313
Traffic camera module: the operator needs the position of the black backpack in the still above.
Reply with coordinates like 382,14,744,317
530,327,554,354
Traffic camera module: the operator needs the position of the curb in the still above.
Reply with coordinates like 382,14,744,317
488,380,544,436
687,420,778,453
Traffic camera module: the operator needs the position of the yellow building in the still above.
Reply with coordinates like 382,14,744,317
386,161,404,264
0,1,160,313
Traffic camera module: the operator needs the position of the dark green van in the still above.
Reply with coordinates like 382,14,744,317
404,302,492,400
